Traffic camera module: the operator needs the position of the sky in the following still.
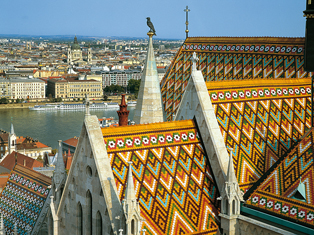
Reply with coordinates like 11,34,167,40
0,0,308,39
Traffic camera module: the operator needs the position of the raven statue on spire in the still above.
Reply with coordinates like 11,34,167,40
146,17,156,36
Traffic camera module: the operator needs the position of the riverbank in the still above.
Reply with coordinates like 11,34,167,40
0,95,135,109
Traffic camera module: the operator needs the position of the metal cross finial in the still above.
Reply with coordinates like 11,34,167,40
191,52,199,71
184,6,190,38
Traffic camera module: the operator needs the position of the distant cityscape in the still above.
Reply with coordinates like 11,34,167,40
0,35,183,102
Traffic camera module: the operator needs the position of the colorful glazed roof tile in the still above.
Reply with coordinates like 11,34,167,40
208,78,312,191
0,164,51,235
161,37,313,120
102,120,220,235
244,128,314,228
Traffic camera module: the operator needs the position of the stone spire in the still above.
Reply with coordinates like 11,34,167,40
10,122,14,135
54,140,66,188
133,31,164,124
125,162,136,201
226,148,237,184
219,148,243,235
117,94,129,126
9,119,16,154
123,162,143,235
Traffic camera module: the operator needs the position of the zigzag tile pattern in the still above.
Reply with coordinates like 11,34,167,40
161,37,313,120
246,128,314,228
0,164,51,235
208,78,312,192
102,120,220,235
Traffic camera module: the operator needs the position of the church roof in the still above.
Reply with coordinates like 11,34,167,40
208,78,312,192
244,128,314,229
102,119,220,235
161,36,312,120
0,164,51,234
71,36,80,50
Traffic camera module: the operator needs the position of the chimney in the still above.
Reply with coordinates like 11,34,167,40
117,94,129,126
23,159,26,166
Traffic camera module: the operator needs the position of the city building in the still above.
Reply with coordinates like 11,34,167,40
67,36,83,64
9,77,45,99
47,76,102,99
101,70,141,87
67,36,92,65
1,123,52,160
0,79,10,98
62,136,79,154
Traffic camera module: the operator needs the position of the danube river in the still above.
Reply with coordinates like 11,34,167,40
0,107,135,150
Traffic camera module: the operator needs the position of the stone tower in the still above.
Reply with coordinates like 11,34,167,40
49,140,67,234
123,162,143,235
219,149,243,235
67,44,72,64
117,94,129,126
87,43,92,63
133,32,165,124
9,122,16,154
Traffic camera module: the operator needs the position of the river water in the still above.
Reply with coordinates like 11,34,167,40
0,107,135,150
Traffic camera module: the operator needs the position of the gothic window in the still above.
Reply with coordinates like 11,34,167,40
86,190,92,235
77,202,83,235
86,166,92,177
232,199,236,215
131,219,135,235
96,211,102,235
225,199,229,215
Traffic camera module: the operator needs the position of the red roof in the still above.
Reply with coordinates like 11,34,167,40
63,137,79,147
0,151,43,171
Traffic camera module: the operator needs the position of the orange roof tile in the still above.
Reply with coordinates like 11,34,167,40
63,137,79,147
0,151,43,171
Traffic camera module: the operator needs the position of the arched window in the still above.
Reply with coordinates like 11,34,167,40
131,219,135,235
225,199,229,215
86,166,92,177
232,199,236,215
77,202,83,235
96,211,102,235
86,190,92,235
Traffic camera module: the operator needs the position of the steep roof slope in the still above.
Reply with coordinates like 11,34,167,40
244,128,314,229
102,120,220,235
208,78,312,191
161,37,312,120
0,164,51,234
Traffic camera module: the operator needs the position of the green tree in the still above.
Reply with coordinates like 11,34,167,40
127,79,141,96
48,94,53,102
103,94,108,101
16,98,20,103
0,97,8,104
103,84,125,93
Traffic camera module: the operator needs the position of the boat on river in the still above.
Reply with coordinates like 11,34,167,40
29,102,120,111
127,101,137,107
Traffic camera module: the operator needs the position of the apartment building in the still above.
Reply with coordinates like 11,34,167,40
101,70,141,87
47,77,102,99
0,79,10,98
10,78,45,99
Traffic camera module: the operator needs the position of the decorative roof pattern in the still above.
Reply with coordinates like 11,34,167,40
245,128,314,228
209,78,311,192
161,37,313,120
0,164,51,235
102,120,220,235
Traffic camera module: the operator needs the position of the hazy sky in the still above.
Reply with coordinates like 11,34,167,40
0,0,307,39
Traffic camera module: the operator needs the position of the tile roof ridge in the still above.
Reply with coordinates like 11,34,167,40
14,163,52,183
243,127,314,201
